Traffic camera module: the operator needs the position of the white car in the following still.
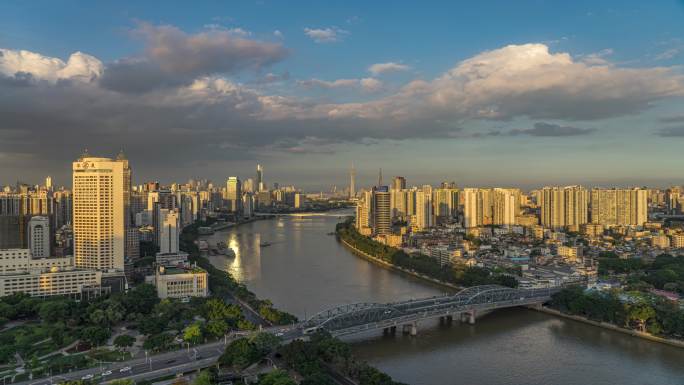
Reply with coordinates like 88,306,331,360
102,370,112,376
275,332,284,337
81,374,94,380
120,366,131,373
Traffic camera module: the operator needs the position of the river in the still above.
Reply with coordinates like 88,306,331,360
202,211,684,385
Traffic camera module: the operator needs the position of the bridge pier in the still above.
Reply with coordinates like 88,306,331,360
382,326,397,336
402,322,418,336
460,310,476,324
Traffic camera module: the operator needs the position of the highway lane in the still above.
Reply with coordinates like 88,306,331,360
16,327,304,385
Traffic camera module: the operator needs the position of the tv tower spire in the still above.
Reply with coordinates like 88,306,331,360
349,162,356,199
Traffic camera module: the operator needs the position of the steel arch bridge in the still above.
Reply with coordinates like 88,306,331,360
301,285,559,337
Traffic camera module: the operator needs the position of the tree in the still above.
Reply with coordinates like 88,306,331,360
183,323,203,344
114,334,136,351
301,373,334,385
109,380,134,385
193,370,214,385
80,326,111,346
143,333,174,352
219,338,261,369
258,370,296,385
206,319,229,338
250,332,281,355
627,302,656,332
38,300,71,323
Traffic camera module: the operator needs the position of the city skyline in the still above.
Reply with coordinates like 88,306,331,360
1,1,684,187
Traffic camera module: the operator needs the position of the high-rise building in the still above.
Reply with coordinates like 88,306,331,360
540,186,588,229
390,188,409,221
414,189,433,231
590,188,648,227
226,177,242,214
492,188,517,226
45,176,53,191
243,178,255,193
159,209,180,254
392,176,406,191
0,192,22,249
372,186,391,235
53,190,72,229
432,188,458,224
28,216,50,258
463,188,493,227
72,153,130,271
256,164,265,192
355,191,373,234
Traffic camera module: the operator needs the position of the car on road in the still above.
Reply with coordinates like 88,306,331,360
81,374,94,380
120,366,131,373
166,359,177,364
275,332,284,337
102,370,112,376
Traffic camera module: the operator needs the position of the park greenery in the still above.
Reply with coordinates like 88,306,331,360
279,332,406,385
547,253,684,339
180,220,298,326
218,332,281,369
336,219,518,288
550,286,684,338
598,253,684,294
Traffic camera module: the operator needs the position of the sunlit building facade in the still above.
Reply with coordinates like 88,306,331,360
72,153,130,271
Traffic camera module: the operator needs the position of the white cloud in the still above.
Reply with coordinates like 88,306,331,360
655,48,681,61
297,78,359,88
360,78,382,92
580,48,613,65
303,27,348,43
0,49,103,82
2,41,684,174
332,43,684,121
368,62,410,75
273,30,284,39
297,77,382,92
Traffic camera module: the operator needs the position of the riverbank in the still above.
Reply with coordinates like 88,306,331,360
339,237,462,291
535,306,684,349
336,223,684,350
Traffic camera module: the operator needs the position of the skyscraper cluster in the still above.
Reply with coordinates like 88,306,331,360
355,175,657,248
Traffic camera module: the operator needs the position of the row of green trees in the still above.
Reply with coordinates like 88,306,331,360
550,286,684,337
336,219,517,288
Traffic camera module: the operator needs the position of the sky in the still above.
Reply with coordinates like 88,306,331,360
1,0,684,191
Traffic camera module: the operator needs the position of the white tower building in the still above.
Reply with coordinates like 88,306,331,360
72,153,130,271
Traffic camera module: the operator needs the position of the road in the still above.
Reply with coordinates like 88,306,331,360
15,326,304,385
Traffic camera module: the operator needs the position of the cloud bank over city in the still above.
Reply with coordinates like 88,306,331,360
1,1,683,187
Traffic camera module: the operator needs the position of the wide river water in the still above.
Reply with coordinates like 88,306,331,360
202,211,684,385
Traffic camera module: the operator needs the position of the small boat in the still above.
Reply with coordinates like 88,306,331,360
260,242,272,247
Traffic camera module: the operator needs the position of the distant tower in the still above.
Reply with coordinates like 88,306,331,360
256,164,265,192
349,162,356,199
378,168,383,187
45,176,52,191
